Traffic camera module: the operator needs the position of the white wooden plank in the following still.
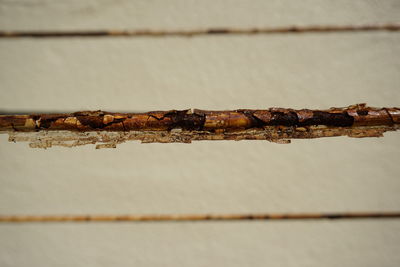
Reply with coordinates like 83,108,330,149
0,0,399,31
1,220,399,266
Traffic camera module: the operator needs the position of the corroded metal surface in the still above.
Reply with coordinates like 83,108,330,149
1,104,399,148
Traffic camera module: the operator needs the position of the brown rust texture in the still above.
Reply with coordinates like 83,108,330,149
1,104,399,148
1,104,399,132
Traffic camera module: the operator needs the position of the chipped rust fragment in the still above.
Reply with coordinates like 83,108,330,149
0,104,399,148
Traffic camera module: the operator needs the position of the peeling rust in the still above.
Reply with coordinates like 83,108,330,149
0,105,393,132
300,111,354,127
163,110,205,130
0,104,399,148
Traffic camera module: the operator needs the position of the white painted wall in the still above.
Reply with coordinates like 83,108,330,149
0,1,399,266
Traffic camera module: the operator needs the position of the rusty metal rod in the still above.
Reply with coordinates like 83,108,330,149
1,104,399,132
1,104,399,148
1,24,399,38
1,212,399,223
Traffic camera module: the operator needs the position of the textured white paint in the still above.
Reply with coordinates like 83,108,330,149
1,0,400,266
0,33,399,112
0,133,400,214
0,0,400,30
1,221,400,267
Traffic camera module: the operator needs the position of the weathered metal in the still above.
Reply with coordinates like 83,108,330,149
1,104,399,148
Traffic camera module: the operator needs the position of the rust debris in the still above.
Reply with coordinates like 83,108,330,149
0,104,399,149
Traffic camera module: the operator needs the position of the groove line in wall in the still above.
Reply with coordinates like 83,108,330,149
1,212,399,223
0,23,399,38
